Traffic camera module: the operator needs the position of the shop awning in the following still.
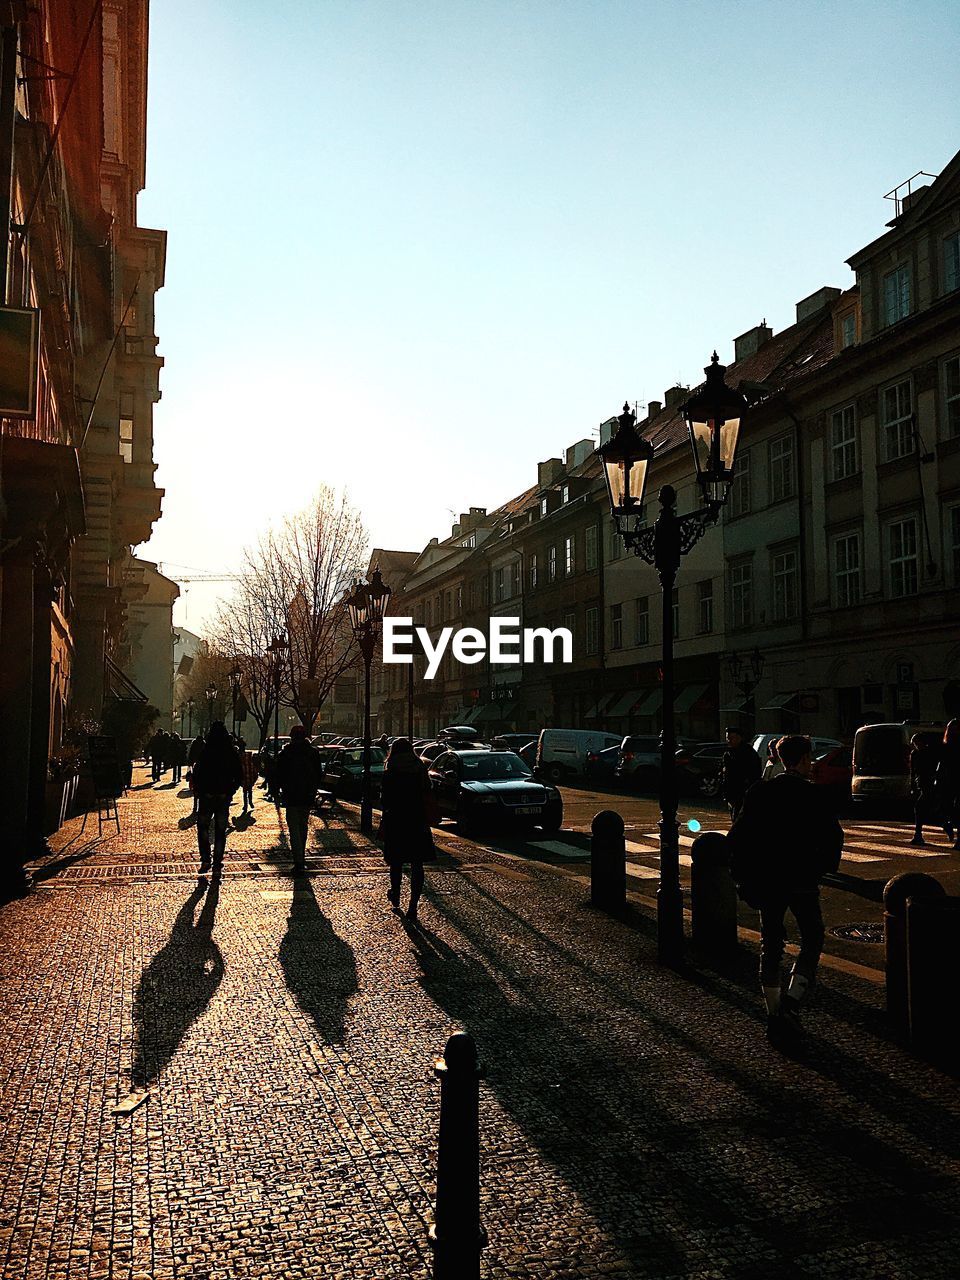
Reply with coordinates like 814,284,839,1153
674,683,709,713
104,654,149,703
473,700,504,724
634,688,662,716
607,690,642,717
585,692,616,719
761,691,800,712
720,699,749,714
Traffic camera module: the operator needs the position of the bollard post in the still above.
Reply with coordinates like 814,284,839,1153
883,873,946,1036
429,1032,487,1280
591,810,626,913
905,894,960,1069
690,831,739,958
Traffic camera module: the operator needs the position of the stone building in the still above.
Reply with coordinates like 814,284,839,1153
125,558,179,728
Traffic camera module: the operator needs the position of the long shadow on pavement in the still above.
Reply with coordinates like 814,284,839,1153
408,872,960,1277
279,871,358,1044
131,875,224,1089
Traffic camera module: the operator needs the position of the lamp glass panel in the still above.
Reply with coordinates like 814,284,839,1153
603,454,648,515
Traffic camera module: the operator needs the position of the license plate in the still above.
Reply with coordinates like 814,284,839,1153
515,805,542,815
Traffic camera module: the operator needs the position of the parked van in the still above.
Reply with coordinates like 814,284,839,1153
536,729,622,783
851,722,943,807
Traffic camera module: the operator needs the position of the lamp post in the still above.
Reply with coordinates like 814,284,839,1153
229,663,243,739
205,682,217,729
726,647,765,731
599,354,747,966
345,566,392,835
186,697,194,737
266,633,289,762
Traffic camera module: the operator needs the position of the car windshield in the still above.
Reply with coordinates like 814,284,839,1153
341,748,386,765
623,737,659,752
460,754,533,780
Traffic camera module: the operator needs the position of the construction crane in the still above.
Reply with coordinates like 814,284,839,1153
156,563,243,584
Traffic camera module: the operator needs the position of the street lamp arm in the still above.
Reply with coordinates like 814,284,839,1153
619,505,716,568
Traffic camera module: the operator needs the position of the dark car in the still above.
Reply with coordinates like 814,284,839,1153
517,740,538,770
677,742,728,797
492,732,538,753
614,735,663,788
438,725,483,743
811,744,853,807
322,746,386,800
428,748,563,832
584,744,620,784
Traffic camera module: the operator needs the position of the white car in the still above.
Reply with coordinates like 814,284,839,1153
536,729,622,784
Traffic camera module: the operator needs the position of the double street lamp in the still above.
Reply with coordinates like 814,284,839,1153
599,353,748,967
186,697,195,737
266,633,289,762
205,682,217,729
727,647,765,729
345,567,392,835
229,663,243,738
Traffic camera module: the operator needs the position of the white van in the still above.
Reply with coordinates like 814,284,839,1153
536,729,622,783
851,721,943,807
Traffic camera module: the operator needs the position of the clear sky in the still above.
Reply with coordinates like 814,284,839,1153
135,0,960,630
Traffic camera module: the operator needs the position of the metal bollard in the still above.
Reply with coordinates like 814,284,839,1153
906,894,960,1069
690,831,739,957
591,810,626,912
429,1032,487,1280
883,873,946,1036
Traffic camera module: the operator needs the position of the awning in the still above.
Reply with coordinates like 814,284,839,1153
462,705,482,725
720,699,749,714
473,700,504,724
104,654,149,703
585,692,616,719
634,688,662,716
761,692,800,712
674,683,708,713
607,690,642,717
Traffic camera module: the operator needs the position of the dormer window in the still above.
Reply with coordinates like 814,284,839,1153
840,311,857,349
540,496,548,516
882,264,911,326
560,483,570,504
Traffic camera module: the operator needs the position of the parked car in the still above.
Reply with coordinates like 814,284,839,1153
811,744,853,797
438,725,483,743
677,742,728,797
613,735,662,788
258,736,290,762
517,740,538,770
536,729,622,784
752,733,842,764
322,746,387,800
492,732,538,753
851,721,943,808
428,748,563,832
584,744,620,784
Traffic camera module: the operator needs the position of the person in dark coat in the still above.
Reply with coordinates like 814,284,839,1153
909,731,942,845
720,727,762,819
191,722,242,870
274,726,325,869
726,734,843,1047
186,730,205,814
148,730,165,782
165,731,184,783
380,737,435,922
936,719,960,849
237,738,258,813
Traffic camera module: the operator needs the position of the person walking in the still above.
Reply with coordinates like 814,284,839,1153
762,738,784,782
186,729,206,815
148,729,164,783
720,727,762,819
274,726,325,870
727,734,844,1049
191,721,242,872
237,738,258,814
165,730,184,783
909,731,941,846
936,719,960,849
379,737,436,923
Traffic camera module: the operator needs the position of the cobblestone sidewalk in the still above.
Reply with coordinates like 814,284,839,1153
2,769,959,1279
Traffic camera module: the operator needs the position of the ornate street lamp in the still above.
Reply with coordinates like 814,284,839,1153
265,633,289,768
599,354,748,967
229,663,243,738
186,696,195,737
726,647,765,728
345,567,392,834
205,682,217,729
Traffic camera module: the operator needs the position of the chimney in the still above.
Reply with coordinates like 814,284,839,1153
451,522,461,538
646,400,662,419
795,286,842,324
733,320,774,362
470,506,486,517
565,438,594,469
663,386,688,409
538,458,563,487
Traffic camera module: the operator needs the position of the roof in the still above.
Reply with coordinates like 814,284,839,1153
367,548,420,580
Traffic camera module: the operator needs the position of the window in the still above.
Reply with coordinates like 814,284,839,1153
561,483,570,504
529,554,538,589
730,561,752,628
436,593,443,622
841,311,857,349
729,448,751,517
945,356,960,439
456,585,463,614
585,607,599,655
833,533,861,608
944,231,960,294
883,264,911,325
540,496,548,517
548,546,557,581
881,380,914,461
585,525,598,571
610,602,623,650
563,611,576,644
772,549,799,621
634,597,649,646
608,525,622,561
830,405,859,479
887,518,919,598
445,590,453,618
119,391,134,464
697,580,713,634
564,535,575,576
951,507,960,584
493,567,504,602
671,588,680,638
769,434,795,502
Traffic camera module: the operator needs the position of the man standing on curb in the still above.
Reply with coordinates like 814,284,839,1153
720,726,762,820
726,734,843,1049
274,726,326,871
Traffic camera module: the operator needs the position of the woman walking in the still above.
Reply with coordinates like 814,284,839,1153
379,737,435,922
937,719,960,850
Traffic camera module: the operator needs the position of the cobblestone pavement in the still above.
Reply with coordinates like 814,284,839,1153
2,768,959,1279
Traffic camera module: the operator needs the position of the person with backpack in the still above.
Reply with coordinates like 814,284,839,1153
273,726,325,870
190,722,242,871
727,734,843,1048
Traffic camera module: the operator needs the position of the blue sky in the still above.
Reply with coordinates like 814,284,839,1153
135,0,960,628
